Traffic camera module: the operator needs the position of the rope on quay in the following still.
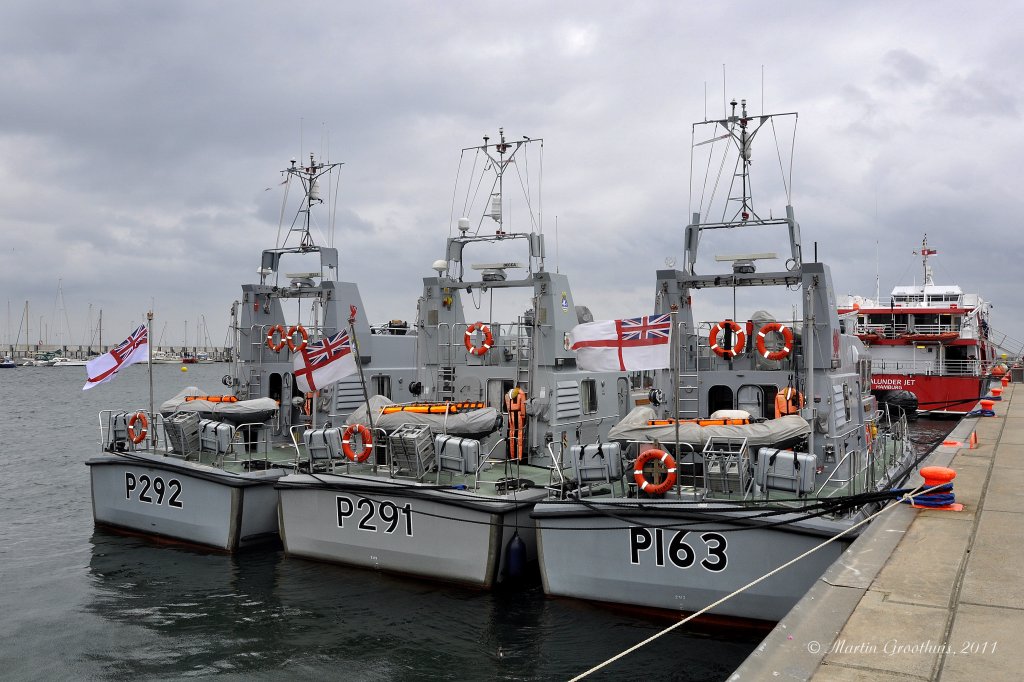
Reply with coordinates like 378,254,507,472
568,481,950,682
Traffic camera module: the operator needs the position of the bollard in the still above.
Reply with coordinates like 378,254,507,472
910,466,963,511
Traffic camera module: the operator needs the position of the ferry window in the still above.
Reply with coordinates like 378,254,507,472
371,374,391,399
581,379,598,414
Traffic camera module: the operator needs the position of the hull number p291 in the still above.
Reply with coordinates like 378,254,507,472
337,495,413,536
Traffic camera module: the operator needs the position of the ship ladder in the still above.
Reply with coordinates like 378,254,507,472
676,370,700,419
437,365,456,402
515,318,531,396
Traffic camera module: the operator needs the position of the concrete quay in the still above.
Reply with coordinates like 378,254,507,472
732,383,1022,681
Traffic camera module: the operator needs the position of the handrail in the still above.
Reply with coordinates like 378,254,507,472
97,408,169,454
474,437,508,489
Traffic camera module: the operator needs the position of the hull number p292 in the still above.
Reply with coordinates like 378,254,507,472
125,472,183,508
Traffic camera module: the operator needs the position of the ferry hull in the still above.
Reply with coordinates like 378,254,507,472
87,454,285,551
534,502,849,622
872,373,986,415
277,473,544,588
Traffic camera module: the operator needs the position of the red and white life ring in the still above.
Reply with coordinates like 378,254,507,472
287,325,308,353
266,325,286,352
709,320,746,358
756,322,794,361
464,322,493,356
633,449,677,495
342,423,374,462
127,411,149,444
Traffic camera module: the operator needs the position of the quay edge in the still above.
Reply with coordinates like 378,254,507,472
730,389,1012,680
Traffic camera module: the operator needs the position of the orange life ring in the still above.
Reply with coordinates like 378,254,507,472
342,423,373,462
756,322,794,361
633,449,677,495
709,320,746,358
127,411,148,444
775,388,804,416
266,325,286,352
464,322,493,356
287,325,309,352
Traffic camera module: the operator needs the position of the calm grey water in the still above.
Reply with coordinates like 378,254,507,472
0,364,763,681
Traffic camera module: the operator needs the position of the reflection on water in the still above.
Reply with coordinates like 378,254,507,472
84,531,756,680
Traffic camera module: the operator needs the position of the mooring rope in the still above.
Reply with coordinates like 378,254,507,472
568,481,945,681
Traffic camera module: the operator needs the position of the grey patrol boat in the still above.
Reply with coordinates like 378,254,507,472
276,131,632,587
87,156,417,551
533,101,917,622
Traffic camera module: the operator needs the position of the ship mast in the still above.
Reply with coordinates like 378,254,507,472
282,154,343,251
916,233,936,287
684,101,800,274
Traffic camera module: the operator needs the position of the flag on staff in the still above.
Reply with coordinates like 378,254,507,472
293,329,358,392
82,324,149,390
568,314,672,372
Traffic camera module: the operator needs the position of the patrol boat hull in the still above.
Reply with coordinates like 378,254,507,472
534,501,849,621
87,452,285,551
278,473,544,587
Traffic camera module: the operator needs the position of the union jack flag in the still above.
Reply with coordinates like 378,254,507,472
306,331,351,367
619,314,671,341
112,325,148,361
83,324,150,390
293,329,357,392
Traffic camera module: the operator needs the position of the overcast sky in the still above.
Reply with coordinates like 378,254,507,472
2,1,1021,356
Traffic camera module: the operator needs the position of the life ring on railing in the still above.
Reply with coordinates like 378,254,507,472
127,411,149,444
287,325,308,352
633,449,677,495
342,423,373,462
709,320,746,358
464,322,493,356
756,322,794,361
266,325,286,352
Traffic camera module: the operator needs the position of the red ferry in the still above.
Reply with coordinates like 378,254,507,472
838,235,995,416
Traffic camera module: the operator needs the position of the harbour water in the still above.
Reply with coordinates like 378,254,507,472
0,363,953,680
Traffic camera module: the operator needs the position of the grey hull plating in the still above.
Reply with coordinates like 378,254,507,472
88,453,285,551
534,501,849,621
278,473,543,587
